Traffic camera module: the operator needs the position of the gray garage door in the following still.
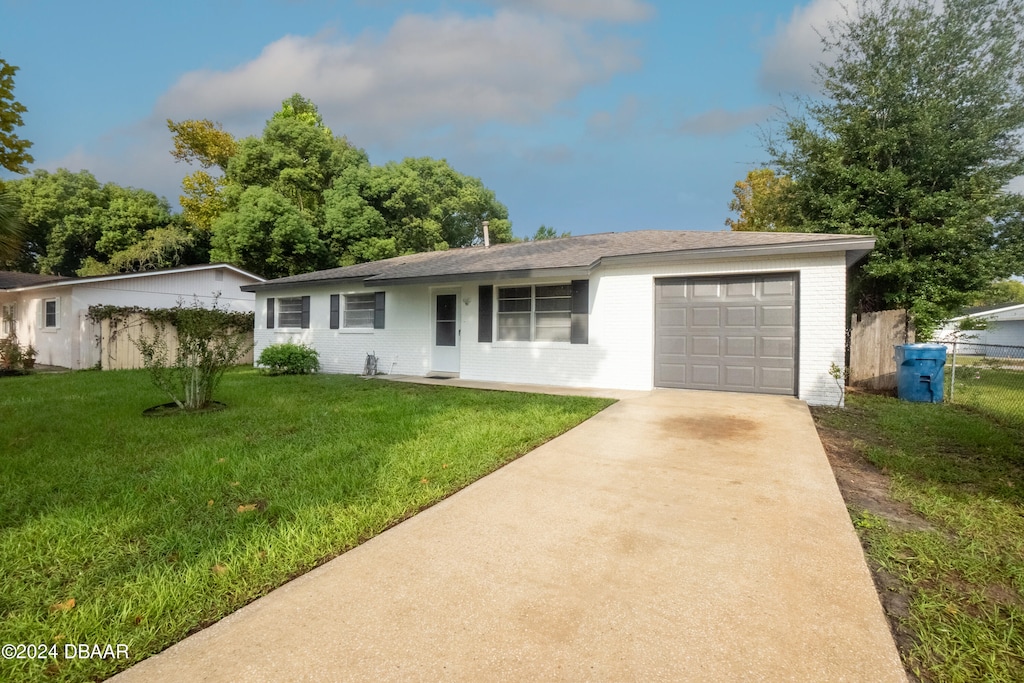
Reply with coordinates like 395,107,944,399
654,274,797,395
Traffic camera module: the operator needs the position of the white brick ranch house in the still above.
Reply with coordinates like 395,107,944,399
242,230,875,406
0,264,264,369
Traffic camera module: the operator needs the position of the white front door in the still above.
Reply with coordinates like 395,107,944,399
432,292,460,373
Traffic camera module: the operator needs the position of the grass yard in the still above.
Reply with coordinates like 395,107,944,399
0,369,613,682
813,394,1024,683
946,358,1024,427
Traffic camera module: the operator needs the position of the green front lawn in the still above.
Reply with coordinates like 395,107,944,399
0,369,613,682
813,394,1024,683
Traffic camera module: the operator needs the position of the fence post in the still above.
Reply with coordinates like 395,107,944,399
949,340,958,403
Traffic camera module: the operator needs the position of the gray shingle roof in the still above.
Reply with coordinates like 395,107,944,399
0,270,72,290
243,230,875,291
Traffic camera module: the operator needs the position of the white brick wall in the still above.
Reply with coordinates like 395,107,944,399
252,251,850,406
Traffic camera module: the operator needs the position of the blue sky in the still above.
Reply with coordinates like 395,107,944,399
1,0,846,238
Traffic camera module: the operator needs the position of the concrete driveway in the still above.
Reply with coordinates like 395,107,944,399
113,388,905,682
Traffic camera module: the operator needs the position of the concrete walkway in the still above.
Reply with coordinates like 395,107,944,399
113,388,905,682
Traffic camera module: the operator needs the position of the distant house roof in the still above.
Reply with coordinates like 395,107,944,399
0,263,264,293
243,230,876,291
0,271,72,290
947,302,1024,323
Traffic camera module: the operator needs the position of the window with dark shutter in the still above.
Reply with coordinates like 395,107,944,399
478,285,493,342
570,279,589,344
266,298,275,329
300,296,311,329
330,294,340,329
344,293,375,328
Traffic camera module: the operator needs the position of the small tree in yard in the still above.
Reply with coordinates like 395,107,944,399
132,301,253,410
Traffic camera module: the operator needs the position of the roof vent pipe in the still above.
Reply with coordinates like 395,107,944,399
482,220,490,248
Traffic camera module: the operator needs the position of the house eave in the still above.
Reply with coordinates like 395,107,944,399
367,266,594,286
241,276,373,293
4,263,264,293
596,239,876,269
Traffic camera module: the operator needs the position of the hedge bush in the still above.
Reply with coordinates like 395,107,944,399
257,343,320,375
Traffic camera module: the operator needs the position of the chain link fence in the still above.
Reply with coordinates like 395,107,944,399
944,341,1024,426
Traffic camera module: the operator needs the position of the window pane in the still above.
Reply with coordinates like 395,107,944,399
498,287,531,300
45,300,57,328
436,321,456,346
536,284,571,298
497,312,531,341
344,294,375,328
278,297,303,327
535,297,571,312
498,298,531,313
435,294,456,322
535,312,571,342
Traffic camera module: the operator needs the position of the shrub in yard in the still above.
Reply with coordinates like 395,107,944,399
121,300,254,410
258,342,320,375
0,334,23,370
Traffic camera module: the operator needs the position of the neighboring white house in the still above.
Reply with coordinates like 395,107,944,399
242,230,874,406
933,303,1024,356
0,264,264,369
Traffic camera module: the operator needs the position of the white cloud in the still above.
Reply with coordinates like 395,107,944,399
155,11,640,145
40,119,188,204
586,95,641,137
758,0,851,93
678,106,774,136
479,0,654,22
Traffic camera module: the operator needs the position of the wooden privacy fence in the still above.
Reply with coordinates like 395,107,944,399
98,314,254,371
849,309,914,391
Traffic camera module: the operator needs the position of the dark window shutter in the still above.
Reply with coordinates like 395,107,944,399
266,298,275,329
329,294,340,329
300,296,311,329
571,279,589,344
373,292,385,329
478,285,493,342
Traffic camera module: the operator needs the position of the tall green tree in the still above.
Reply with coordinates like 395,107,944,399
767,0,1024,335
1,57,33,262
323,157,512,265
530,225,570,240
210,186,323,278
2,169,192,276
193,94,513,275
167,118,238,232
973,279,1024,306
725,168,795,231
0,188,21,262
0,58,33,174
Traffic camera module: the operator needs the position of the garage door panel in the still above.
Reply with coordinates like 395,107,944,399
660,336,687,354
761,305,794,327
658,306,687,327
658,280,688,300
761,367,795,390
692,282,721,298
762,275,795,296
726,306,756,327
725,336,756,357
724,365,756,388
691,307,720,326
691,336,720,355
690,365,720,385
655,274,797,396
659,363,688,385
761,336,793,358
725,279,756,298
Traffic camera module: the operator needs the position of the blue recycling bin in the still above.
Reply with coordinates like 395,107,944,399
895,343,947,403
